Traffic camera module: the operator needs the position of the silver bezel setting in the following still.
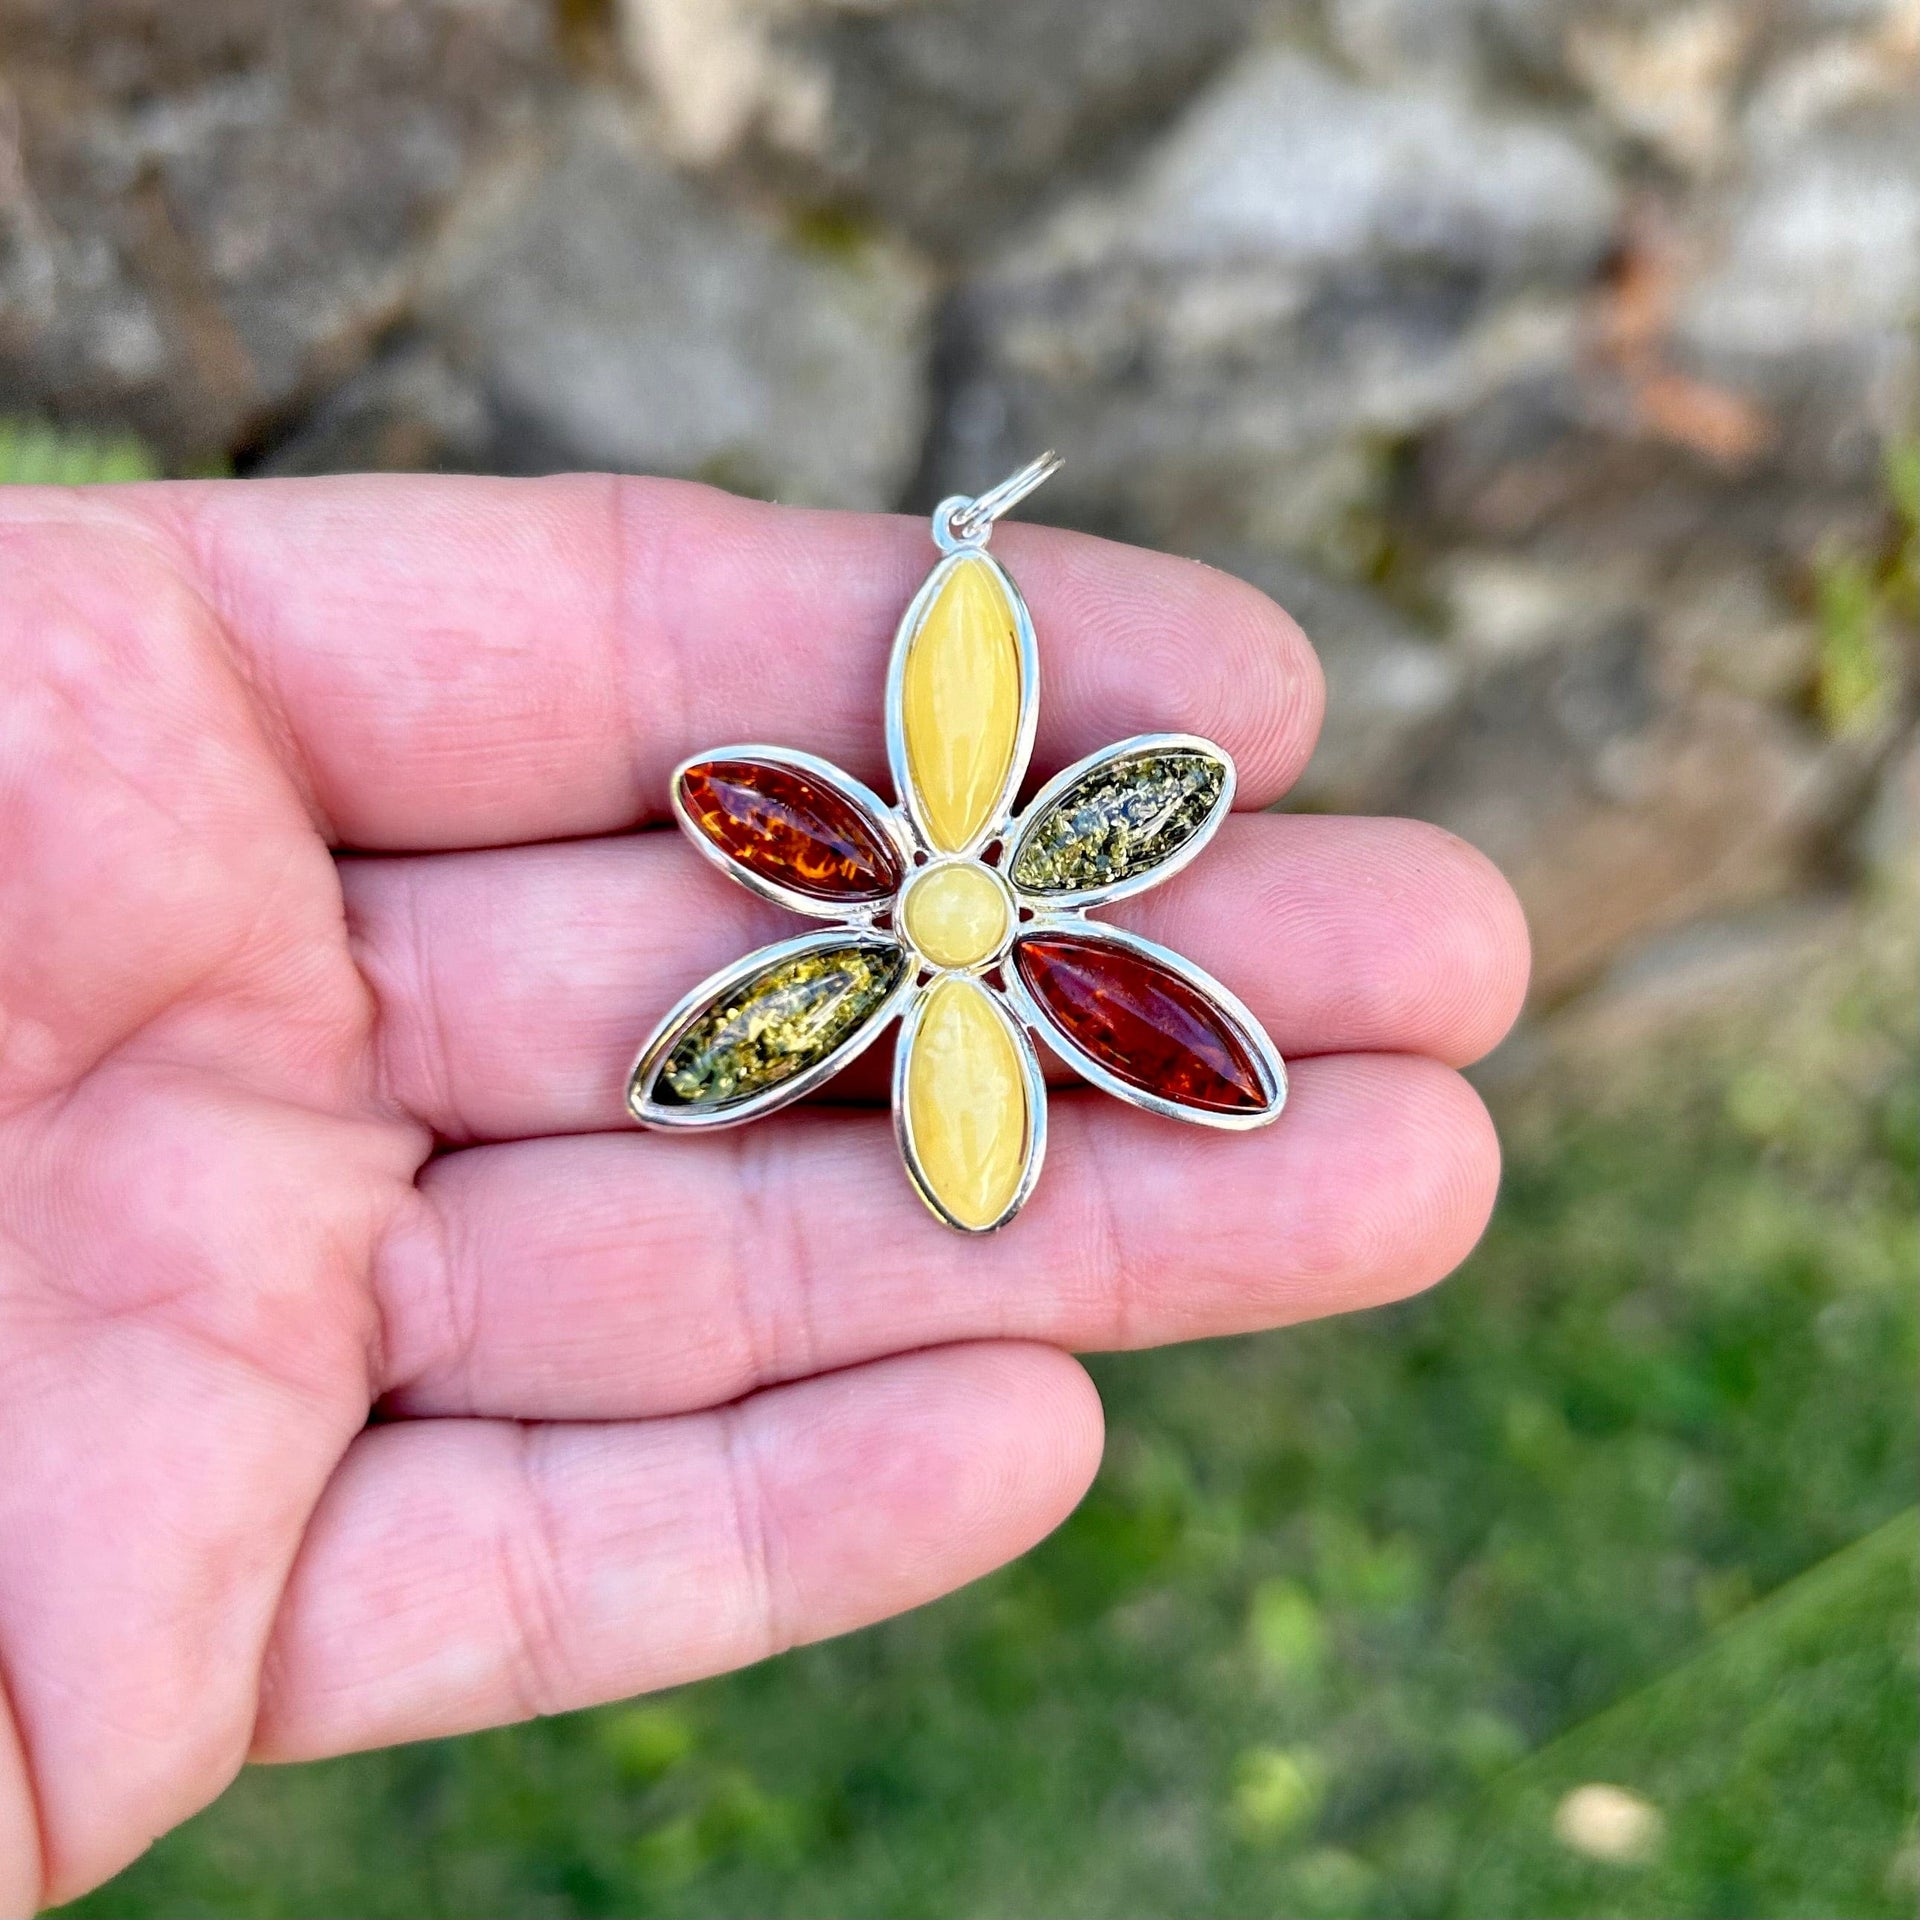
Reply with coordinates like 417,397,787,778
627,925,913,1131
1002,920,1287,1132
1004,730,1237,913
891,976,1049,1234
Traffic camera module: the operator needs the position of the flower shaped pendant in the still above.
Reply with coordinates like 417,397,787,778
627,454,1286,1232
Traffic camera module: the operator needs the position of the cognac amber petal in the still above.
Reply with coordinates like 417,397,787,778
900,556,1026,853
903,977,1034,1229
1014,932,1270,1115
678,758,902,904
1010,745,1228,897
639,940,908,1116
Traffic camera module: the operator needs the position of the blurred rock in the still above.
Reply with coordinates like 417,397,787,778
0,0,559,462
616,0,1266,256
937,47,1619,556
1332,0,1915,163
1478,892,1862,1096
257,337,499,478
1441,551,1649,667
1417,0,1915,569
1402,635,1831,995
1563,2,1754,173
1675,100,1920,492
1854,727,1919,888
270,99,935,506
1400,23,1914,873
1336,0,1765,167
1652,565,1819,709
1741,0,1920,154
1326,0,1490,86
1203,550,1463,811
1408,367,1826,587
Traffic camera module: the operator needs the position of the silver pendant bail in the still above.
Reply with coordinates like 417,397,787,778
932,450,1063,552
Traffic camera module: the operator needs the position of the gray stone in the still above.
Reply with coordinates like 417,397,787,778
406,97,933,506
1398,17,1915,591
1332,0,1913,168
1439,551,1651,667
255,337,500,479
617,0,1267,256
1651,565,1820,709
1475,892,1863,1100
1675,101,1920,490
1201,550,1464,812
1853,727,1919,889
1401,636,1833,995
1326,0,1493,86
1741,2,1919,154
1558,1,1757,173
0,0,559,462
936,48,1620,556
1328,0,1726,104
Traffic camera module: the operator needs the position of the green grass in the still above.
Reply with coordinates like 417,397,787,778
1457,1510,1917,1919
1812,436,1919,736
0,421,160,486
65,909,1918,1919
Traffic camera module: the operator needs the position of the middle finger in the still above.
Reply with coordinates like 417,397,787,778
342,815,1529,1142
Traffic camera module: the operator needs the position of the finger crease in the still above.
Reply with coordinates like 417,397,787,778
717,1405,787,1661
733,1124,823,1385
0,1626,51,1914
381,1174,481,1405
607,474,690,815
497,1424,579,1722
400,861,464,1141
148,493,344,842
1084,1113,1137,1348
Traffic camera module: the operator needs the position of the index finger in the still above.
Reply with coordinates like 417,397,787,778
150,472,1321,849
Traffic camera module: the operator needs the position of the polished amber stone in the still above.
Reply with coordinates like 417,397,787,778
679,759,902,902
1014,933,1266,1113
905,976,1031,1228
901,556,1023,852
1010,747,1225,895
650,943,906,1110
899,861,1011,969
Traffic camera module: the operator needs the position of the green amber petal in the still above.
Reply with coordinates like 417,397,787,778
1011,748,1226,896
652,943,906,1111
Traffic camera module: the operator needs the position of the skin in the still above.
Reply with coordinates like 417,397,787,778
0,474,1529,1912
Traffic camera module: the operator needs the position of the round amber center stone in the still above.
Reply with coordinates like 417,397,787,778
900,862,1011,970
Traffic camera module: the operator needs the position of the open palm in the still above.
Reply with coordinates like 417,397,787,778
0,475,1527,1910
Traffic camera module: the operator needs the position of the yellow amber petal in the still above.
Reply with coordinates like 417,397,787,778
899,861,1011,969
901,556,1023,852
906,977,1030,1229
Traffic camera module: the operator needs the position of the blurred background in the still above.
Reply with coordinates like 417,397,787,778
3,0,1913,1913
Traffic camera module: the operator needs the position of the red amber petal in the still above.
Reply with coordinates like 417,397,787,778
679,759,903,903
1014,932,1268,1114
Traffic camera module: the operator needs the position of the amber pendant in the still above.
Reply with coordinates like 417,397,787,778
628,453,1286,1233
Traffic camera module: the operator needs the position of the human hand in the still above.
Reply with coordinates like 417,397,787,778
0,475,1527,1909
